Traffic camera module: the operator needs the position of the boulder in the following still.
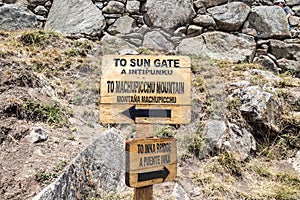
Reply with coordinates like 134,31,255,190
193,14,216,28
126,0,140,14
207,2,251,31
247,6,291,39
287,0,300,6
239,85,281,132
143,30,175,51
33,128,127,199
277,58,300,76
143,0,196,30
253,55,279,72
107,15,137,35
177,31,256,63
45,0,106,38
269,39,300,60
102,1,125,14
224,122,256,160
194,0,228,8
187,25,203,37
0,4,39,30
202,120,226,155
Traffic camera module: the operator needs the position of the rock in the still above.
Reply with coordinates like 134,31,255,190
247,6,291,39
202,120,227,156
102,1,125,14
253,55,279,72
107,15,136,35
118,49,139,55
224,122,256,160
193,14,216,28
100,33,131,54
26,127,48,143
239,85,281,132
143,30,175,51
187,25,203,37
269,39,300,60
121,32,143,47
33,5,48,16
287,151,300,174
28,0,48,5
33,128,127,199
177,31,256,63
126,0,140,14
207,2,251,31
277,58,300,76
194,0,228,8
172,183,190,200
0,4,39,31
143,0,196,30
45,0,106,38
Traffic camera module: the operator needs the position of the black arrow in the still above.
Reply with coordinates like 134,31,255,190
138,167,170,182
121,106,171,121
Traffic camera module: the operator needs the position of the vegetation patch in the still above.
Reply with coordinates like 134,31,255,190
19,30,61,47
20,100,67,124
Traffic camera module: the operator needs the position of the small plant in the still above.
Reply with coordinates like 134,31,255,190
276,172,300,185
53,160,68,173
192,77,206,92
65,48,80,57
217,60,233,68
192,171,213,186
137,47,153,55
35,170,58,184
70,96,83,106
218,151,242,176
154,126,174,137
19,30,48,46
227,97,241,111
63,60,72,68
74,40,93,50
253,165,271,177
19,30,61,47
67,135,76,141
21,100,65,124
35,160,70,184
186,134,204,156
249,74,268,86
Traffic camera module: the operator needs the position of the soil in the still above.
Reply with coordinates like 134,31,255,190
0,31,104,199
0,30,300,200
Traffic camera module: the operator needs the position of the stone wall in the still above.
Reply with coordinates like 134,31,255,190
1,0,299,74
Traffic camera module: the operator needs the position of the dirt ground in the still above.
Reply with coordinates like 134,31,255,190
1,30,300,200
0,31,104,199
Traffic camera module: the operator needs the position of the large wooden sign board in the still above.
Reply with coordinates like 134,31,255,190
100,55,191,124
125,138,177,188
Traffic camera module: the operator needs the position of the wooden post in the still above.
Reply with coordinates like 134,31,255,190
134,185,153,200
134,124,153,200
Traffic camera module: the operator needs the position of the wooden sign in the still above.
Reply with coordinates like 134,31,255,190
100,55,191,124
125,138,177,188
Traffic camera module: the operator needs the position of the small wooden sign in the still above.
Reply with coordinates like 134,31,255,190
125,138,177,188
100,55,191,124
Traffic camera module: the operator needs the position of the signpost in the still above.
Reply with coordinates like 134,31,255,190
99,55,191,199
125,138,177,188
100,55,191,124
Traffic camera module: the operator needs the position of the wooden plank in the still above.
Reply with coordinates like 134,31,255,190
99,104,191,124
99,55,191,124
125,137,177,188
